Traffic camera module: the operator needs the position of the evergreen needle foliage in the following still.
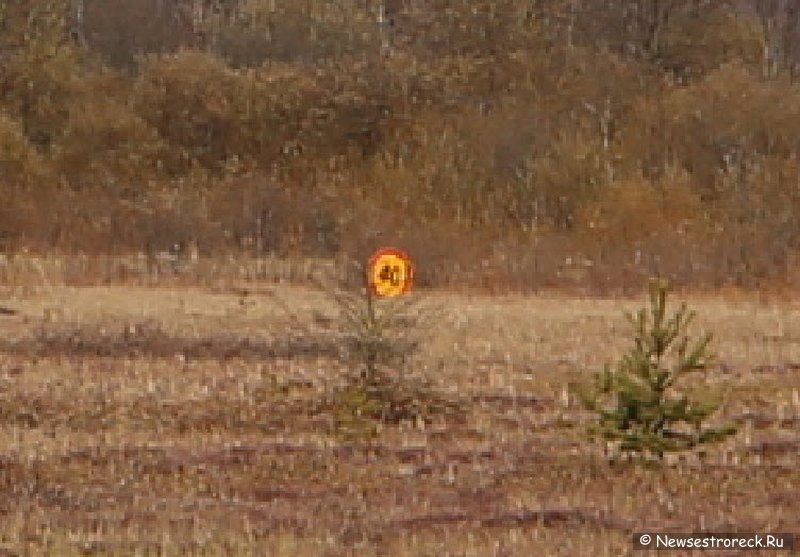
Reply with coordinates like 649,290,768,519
327,282,421,382
581,279,737,462
321,261,463,431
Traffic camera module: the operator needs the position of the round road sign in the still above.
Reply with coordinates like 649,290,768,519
368,247,413,297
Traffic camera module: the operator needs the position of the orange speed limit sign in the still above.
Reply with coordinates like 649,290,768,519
368,247,414,297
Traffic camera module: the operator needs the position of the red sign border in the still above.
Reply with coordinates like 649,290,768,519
367,247,414,297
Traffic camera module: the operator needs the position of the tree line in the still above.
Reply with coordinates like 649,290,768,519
2,0,800,292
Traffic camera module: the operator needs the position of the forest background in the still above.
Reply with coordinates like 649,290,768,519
3,0,800,293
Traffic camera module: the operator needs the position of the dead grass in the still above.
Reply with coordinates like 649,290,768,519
0,272,797,556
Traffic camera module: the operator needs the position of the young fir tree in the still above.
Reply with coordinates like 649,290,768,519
582,280,736,462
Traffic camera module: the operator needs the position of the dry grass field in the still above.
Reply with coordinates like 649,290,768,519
0,258,798,556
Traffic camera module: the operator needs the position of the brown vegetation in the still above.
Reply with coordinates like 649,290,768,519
3,1,800,292
2,6,799,553
0,282,797,555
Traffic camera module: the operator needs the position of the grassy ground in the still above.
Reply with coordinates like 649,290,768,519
0,262,798,556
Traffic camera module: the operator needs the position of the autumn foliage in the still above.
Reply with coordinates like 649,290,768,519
2,0,800,292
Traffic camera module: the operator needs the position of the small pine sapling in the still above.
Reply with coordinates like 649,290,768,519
581,280,737,462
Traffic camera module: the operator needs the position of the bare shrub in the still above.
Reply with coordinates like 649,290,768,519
52,80,174,191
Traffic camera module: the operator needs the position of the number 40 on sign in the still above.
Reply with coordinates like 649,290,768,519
367,247,414,298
